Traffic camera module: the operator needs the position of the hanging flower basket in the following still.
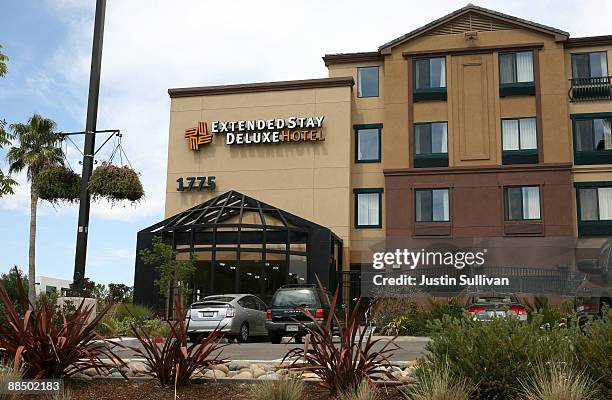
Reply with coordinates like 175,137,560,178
34,165,81,203
89,163,144,203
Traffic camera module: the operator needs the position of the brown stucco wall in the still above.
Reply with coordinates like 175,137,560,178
384,164,574,238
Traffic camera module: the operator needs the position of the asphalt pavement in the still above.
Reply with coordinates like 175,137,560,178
112,336,429,362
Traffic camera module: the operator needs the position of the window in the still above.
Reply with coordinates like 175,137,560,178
357,67,379,98
413,57,447,101
578,187,612,221
502,118,538,164
354,188,383,228
572,114,612,165
415,189,450,222
499,51,535,96
414,122,448,167
354,124,382,163
504,186,541,221
500,51,534,84
576,183,612,236
572,52,608,79
575,118,612,151
45,285,56,295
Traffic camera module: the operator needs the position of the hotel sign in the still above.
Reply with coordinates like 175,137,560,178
185,116,325,150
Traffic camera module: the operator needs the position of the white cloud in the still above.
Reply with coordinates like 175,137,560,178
5,0,612,224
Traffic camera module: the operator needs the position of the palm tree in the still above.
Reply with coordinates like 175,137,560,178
7,114,63,306
0,43,8,77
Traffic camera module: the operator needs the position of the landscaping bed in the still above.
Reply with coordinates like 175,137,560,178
26,380,407,400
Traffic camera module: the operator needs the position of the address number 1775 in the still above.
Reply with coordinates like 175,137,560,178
176,176,216,192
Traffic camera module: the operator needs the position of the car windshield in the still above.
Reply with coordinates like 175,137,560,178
202,296,235,303
473,296,513,304
272,289,317,307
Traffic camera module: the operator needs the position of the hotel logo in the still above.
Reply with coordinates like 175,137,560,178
184,122,213,151
185,116,325,151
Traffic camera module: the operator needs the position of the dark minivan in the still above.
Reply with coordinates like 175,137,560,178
266,284,334,344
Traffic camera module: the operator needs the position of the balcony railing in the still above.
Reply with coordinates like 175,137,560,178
569,76,612,102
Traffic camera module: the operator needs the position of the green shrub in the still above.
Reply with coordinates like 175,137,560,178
370,286,422,329
520,363,599,400
403,366,473,400
89,163,144,203
380,297,463,336
525,296,573,328
572,307,612,398
249,377,305,400
113,303,153,322
96,315,170,338
418,314,574,400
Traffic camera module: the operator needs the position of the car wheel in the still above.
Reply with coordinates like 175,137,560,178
269,333,282,344
238,323,249,343
294,335,303,344
188,333,199,343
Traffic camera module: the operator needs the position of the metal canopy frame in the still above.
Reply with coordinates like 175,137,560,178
133,191,343,309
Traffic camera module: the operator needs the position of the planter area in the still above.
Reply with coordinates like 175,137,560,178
68,359,416,383
26,381,408,400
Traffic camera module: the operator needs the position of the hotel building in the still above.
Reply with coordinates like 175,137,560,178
134,4,612,307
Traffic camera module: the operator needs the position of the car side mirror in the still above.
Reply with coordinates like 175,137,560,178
577,259,603,274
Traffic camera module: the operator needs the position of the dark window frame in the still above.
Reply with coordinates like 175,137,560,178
414,188,451,223
575,181,612,237
501,117,539,165
571,112,612,165
571,51,609,79
413,57,447,101
503,185,542,221
354,123,382,163
353,188,384,229
357,66,380,98
498,50,536,97
413,121,449,167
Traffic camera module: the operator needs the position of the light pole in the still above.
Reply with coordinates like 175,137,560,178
72,0,107,291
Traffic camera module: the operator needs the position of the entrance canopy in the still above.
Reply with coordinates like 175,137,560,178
133,191,343,308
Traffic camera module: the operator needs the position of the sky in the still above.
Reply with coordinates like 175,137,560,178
0,0,611,286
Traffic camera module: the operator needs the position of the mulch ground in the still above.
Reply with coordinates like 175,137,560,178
28,380,407,399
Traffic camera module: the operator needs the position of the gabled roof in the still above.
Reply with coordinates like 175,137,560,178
379,4,569,54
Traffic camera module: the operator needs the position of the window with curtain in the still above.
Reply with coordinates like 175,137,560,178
505,186,541,221
414,57,446,89
415,122,448,154
415,188,450,222
499,51,534,84
502,118,537,151
355,126,381,162
355,191,382,228
574,117,612,152
572,52,609,79
578,187,612,221
357,67,379,98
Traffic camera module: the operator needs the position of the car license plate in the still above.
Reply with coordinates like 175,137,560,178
286,324,298,332
200,311,215,318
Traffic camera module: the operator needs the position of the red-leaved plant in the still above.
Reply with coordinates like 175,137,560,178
121,304,227,387
283,284,399,396
0,270,125,379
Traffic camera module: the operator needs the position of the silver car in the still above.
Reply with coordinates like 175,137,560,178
186,294,268,343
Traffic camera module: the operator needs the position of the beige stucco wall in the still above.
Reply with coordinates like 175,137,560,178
381,28,574,168
328,62,387,261
166,86,353,259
